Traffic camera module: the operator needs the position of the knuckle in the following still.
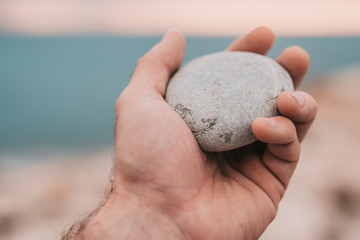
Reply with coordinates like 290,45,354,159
114,96,124,115
136,56,168,77
115,87,132,112
136,55,148,68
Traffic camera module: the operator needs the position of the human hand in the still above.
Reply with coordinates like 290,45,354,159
78,27,317,240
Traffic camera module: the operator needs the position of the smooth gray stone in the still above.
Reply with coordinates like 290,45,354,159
165,51,294,152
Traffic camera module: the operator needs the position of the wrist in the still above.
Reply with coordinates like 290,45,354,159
79,190,185,240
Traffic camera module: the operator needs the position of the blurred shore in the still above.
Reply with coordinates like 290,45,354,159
1,68,360,240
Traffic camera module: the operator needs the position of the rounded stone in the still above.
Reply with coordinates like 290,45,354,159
165,51,294,152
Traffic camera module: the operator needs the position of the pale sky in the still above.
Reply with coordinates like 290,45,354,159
0,0,360,36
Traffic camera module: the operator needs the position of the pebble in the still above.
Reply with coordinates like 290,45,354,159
165,51,294,152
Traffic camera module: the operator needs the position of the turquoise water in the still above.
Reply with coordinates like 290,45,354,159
0,35,359,151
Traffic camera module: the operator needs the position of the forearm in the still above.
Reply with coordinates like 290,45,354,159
71,192,186,240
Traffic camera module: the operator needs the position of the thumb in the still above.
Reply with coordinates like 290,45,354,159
130,30,186,96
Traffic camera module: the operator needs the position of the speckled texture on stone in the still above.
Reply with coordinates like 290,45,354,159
165,51,294,152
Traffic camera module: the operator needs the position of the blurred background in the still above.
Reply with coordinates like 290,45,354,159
0,0,359,239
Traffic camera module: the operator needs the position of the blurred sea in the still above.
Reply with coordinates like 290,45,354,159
0,35,359,153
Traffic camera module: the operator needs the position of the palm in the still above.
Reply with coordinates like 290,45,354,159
116,93,278,239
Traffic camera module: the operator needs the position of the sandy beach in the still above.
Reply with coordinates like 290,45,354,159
1,68,360,240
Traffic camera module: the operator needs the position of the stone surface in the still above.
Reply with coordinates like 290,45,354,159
165,51,294,152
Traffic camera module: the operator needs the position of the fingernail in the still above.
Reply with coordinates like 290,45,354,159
163,30,171,38
263,118,277,127
291,92,305,107
163,29,176,40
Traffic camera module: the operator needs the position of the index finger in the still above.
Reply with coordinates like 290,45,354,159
276,46,311,89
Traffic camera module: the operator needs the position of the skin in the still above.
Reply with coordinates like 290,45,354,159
77,27,317,240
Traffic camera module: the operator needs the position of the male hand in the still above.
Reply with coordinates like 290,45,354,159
79,27,317,240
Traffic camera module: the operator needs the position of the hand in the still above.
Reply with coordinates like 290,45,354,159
78,27,317,240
